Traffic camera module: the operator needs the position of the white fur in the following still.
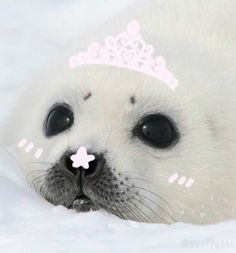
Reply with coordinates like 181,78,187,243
2,0,236,224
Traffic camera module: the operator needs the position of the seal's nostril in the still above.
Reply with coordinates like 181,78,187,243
85,157,97,176
84,153,104,177
64,154,77,175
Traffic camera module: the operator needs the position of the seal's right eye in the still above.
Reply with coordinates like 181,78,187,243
44,104,74,137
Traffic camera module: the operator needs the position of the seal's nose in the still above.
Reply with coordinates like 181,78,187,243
84,152,104,177
64,150,104,177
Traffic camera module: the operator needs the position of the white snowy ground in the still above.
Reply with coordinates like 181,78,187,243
0,1,235,252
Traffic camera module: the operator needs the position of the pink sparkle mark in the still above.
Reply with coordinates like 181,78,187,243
70,146,95,169
185,178,194,188
168,173,179,184
17,138,27,148
25,142,34,153
34,148,43,159
178,176,187,185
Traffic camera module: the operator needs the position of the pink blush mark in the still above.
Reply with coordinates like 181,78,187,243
25,142,34,153
185,178,194,188
168,173,179,184
178,176,187,185
17,138,27,148
34,148,43,158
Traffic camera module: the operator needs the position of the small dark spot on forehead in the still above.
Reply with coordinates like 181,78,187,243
130,95,136,105
83,92,92,101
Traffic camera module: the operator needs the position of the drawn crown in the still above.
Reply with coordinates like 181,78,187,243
69,20,178,90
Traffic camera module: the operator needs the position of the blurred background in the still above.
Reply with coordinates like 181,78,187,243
0,0,134,119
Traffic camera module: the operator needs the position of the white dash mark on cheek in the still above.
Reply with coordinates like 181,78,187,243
178,176,187,185
185,178,194,188
17,138,27,148
168,173,179,184
34,148,43,158
25,142,34,153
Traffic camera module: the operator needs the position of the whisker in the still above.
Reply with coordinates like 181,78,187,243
127,177,152,183
24,161,53,166
99,199,116,218
128,199,153,223
122,198,146,222
131,185,176,216
122,182,175,223
108,196,126,220
116,171,176,219
122,201,139,221
136,190,174,222
133,196,166,223
137,192,176,222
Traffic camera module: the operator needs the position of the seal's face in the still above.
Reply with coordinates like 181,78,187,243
28,65,181,223
42,86,179,217
6,64,233,224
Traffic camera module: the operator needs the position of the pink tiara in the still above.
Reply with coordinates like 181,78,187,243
69,20,178,90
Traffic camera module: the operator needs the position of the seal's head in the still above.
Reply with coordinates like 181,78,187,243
3,62,231,224
3,20,236,224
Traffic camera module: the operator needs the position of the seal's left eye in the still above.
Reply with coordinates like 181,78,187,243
44,104,74,137
133,114,179,149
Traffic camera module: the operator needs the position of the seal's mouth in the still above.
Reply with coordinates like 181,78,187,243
70,193,98,212
68,168,99,212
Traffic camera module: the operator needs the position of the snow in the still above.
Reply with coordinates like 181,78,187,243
0,1,236,252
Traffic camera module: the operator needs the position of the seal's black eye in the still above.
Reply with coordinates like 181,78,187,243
44,104,74,137
134,114,179,149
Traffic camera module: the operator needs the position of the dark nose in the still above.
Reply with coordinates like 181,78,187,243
64,151,104,177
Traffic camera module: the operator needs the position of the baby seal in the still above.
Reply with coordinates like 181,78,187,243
2,0,236,224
